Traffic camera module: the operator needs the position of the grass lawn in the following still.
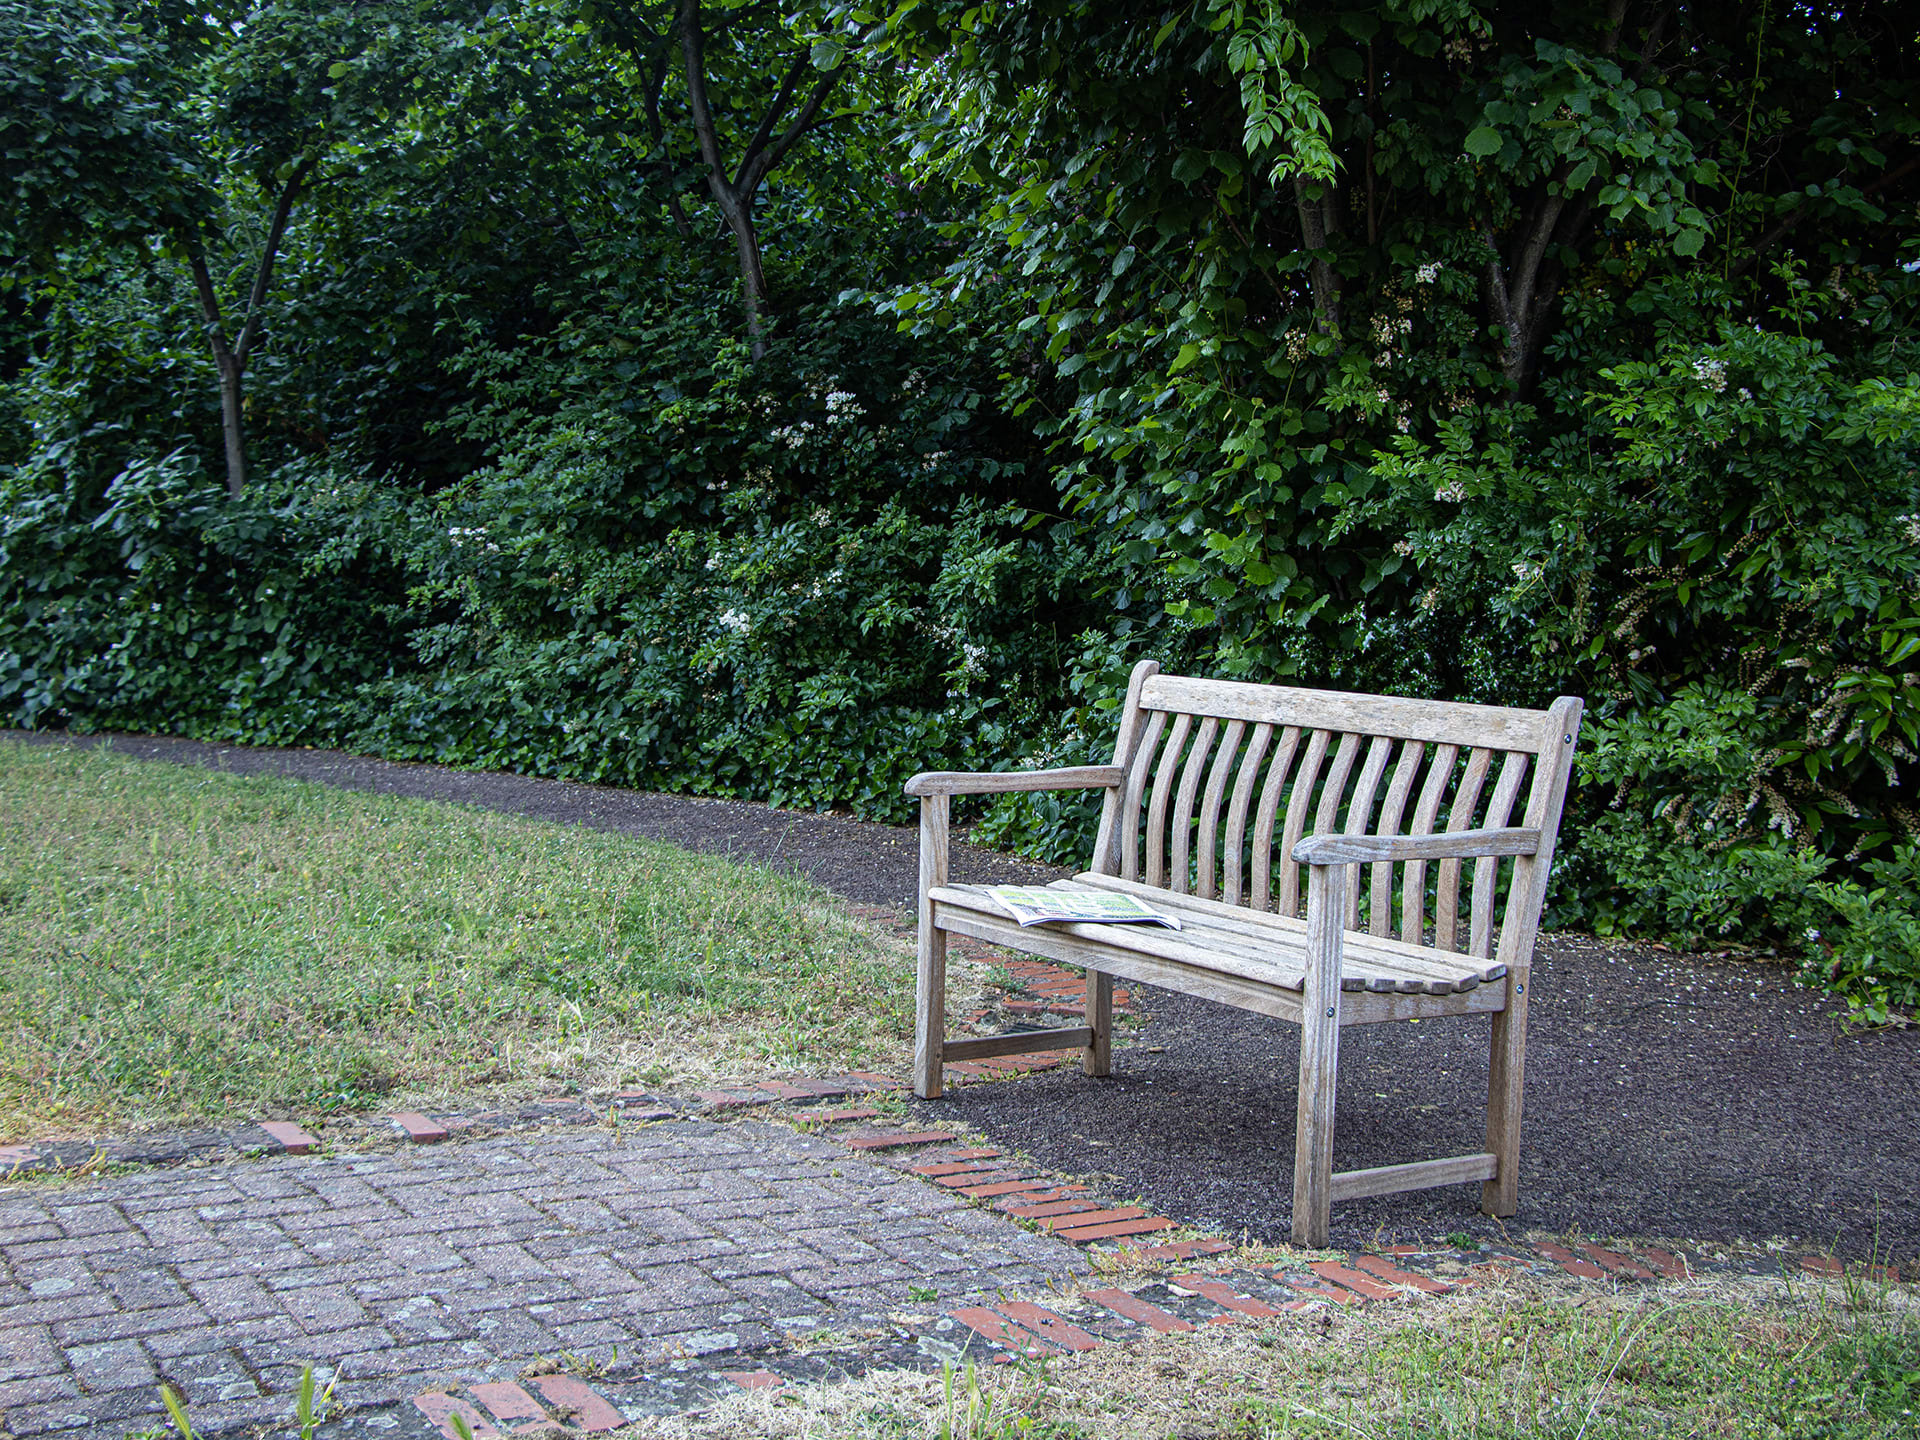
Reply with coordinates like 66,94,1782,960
0,741,924,1139
676,1269,1919,1439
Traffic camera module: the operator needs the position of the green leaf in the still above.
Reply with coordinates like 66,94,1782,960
1464,127,1503,157
326,61,350,79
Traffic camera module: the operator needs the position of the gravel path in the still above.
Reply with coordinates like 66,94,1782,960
10,731,1918,1260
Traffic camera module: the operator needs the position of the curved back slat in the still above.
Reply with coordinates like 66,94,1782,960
1116,707,1168,882
1400,743,1460,945
1168,716,1221,895
1342,735,1396,929
1144,712,1194,889
1276,729,1335,916
1195,719,1248,900
1433,747,1495,949
1470,750,1532,957
1370,740,1425,939
1247,726,1303,911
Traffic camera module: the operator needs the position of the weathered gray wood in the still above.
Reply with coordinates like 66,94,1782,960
1342,734,1395,930
1141,674,1552,750
904,663,1582,1234
914,794,950,1100
1115,707,1169,883
1329,1152,1498,1202
1434,746,1494,952
1059,874,1507,991
1084,969,1113,1077
1277,729,1333,916
1401,742,1460,945
1145,712,1193,890
1092,659,1161,877
1292,827,1543,865
1169,716,1220,896
1194,719,1247,901
1370,740,1424,939
1338,986,1507,1026
1220,722,1275,905
931,903,1307,1024
1292,858,1347,1247
1247,725,1302,911
1484,695,1583,1217
1470,751,1531,958
943,1027,1097,1062
904,765,1124,797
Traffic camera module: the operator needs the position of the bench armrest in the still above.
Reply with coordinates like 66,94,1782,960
1292,827,1543,866
903,765,1124,798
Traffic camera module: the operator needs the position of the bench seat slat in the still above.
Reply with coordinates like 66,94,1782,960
1062,875,1506,993
931,880,1507,996
930,898,1509,1028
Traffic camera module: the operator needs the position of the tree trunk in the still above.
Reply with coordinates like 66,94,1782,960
215,355,247,498
182,162,311,497
677,0,841,361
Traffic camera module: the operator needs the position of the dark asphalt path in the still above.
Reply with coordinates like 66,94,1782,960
9,729,1916,1258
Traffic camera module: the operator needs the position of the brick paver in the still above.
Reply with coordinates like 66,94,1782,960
0,1118,1086,1437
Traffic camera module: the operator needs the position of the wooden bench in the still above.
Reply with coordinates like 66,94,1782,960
905,660,1583,1245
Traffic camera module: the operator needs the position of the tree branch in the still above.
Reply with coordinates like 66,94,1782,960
678,0,730,197
734,52,809,187
233,156,313,366
186,245,234,372
1730,151,1920,278
643,29,694,239
743,69,841,195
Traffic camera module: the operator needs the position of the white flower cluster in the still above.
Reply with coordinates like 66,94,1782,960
1416,261,1443,284
717,609,750,634
824,390,864,422
1433,480,1467,503
771,422,815,448
1691,356,1728,392
447,526,499,553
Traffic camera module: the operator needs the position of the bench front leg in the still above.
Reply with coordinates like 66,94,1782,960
1482,964,1530,1216
1292,859,1348,1248
913,794,950,1100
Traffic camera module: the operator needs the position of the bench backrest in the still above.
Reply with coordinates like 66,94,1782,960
1091,662,1583,970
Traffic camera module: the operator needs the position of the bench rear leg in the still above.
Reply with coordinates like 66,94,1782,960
1482,968,1530,1216
913,795,950,1100
1083,969,1113,1077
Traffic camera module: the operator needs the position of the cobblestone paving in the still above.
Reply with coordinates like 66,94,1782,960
0,1118,1086,1438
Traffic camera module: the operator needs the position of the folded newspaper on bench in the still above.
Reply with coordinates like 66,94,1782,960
983,885,1182,930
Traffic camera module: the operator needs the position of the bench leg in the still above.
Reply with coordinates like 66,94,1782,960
1083,969,1113,1077
1482,968,1530,1217
1291,861,1347,1248
913,795,950,1101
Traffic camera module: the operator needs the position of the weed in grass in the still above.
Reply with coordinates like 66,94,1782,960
0,744,949,1135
